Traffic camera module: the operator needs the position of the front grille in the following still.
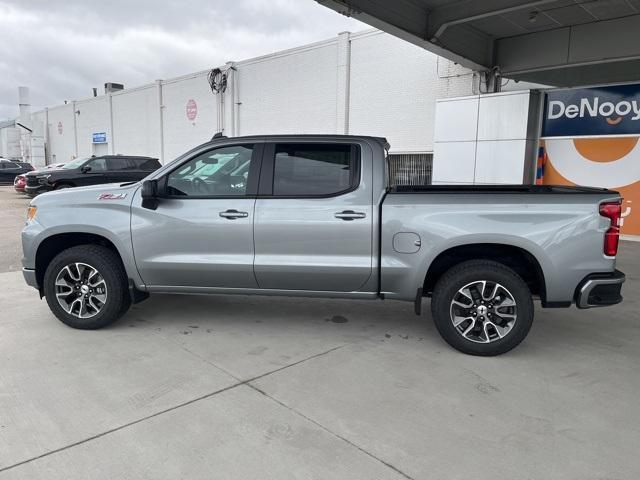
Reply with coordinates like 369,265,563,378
387,153,433,187
26,176,40,187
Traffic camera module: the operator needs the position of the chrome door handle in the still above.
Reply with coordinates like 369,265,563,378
219,209,249,219
334,210,366,221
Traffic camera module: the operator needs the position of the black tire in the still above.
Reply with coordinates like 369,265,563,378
55,183,73,190
43,245,131,329
431,260,534,356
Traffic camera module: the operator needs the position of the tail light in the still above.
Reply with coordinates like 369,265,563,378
599,201,622,256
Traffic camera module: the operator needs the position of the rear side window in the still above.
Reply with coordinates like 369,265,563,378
132,158,160,170
272,144,358,196
107,158,133,170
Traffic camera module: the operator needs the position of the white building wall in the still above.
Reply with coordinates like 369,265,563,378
161,73,218,161
75,97,110,158
46,104,76,163
28,29,488,166
432,90,538,184
28,110,46,167
112,85,161,159
349,31,474,153
0,126,21,159
236,40,339,136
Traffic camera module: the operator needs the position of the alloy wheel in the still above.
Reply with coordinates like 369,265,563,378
449,280,517,343
54,263,108,318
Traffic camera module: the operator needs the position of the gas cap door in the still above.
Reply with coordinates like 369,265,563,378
393,232,421,254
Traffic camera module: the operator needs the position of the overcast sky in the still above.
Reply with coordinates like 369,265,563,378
0,0,364,120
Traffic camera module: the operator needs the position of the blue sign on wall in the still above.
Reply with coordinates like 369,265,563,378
542,84,640,138
92,132,107,143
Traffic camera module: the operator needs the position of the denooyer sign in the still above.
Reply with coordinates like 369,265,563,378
542,84,640,137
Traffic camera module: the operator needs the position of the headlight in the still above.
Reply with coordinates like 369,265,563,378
26,206,37,221
37,174,51,184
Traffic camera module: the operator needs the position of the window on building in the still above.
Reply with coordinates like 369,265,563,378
387,153,433,187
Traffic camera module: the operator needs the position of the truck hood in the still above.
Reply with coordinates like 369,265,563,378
30,182,140,208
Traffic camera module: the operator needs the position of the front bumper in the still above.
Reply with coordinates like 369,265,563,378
24,185,48,196
575,270,625,309
22,268,38,289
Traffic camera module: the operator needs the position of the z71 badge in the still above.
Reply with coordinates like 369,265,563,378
98,192,127,200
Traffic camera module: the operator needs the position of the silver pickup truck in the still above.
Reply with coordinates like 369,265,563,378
21,135,625,355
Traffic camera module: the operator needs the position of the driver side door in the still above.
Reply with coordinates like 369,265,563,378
131,143,262,289
77,157,109,186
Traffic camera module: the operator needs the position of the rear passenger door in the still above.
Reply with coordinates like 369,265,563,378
106,157,139,183
253,142,373,292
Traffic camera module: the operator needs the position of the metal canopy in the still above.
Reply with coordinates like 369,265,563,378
317,0,640,87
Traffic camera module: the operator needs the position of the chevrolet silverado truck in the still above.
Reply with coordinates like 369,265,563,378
21,135,625,356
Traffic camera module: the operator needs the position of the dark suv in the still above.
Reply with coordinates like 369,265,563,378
24,155,161,195
0,159,34,184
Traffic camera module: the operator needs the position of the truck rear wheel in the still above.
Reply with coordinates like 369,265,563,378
431,260,533,356
43,245,131,329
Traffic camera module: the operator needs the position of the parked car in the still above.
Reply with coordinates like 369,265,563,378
45,162,66,170
21,135,625,356
0,159,33,184
15,163,67,193
24,155,160,195
14,174,27,192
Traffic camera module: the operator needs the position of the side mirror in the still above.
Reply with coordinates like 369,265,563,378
141,179,161,210
81,165,91,173
141,179,157,198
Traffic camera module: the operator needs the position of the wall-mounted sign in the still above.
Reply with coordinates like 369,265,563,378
539,83,640,236
186,99,198,121
92,132,107,143
57,121,63,135
542,84,640,137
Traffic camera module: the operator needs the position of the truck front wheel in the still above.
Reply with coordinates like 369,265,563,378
43,245,131,329
431,260,533,356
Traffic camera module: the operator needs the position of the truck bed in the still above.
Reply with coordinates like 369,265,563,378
389,184,616,195
380,185,621,303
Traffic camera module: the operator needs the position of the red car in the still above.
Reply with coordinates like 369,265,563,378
14,174,27,193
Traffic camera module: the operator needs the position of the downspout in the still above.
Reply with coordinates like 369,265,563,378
233,65,241,136
72,100,78,157
226,62,237,137
107,92,115,154
156,79,165,163
44,107,50,165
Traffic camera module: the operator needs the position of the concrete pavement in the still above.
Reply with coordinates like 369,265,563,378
0,241,639,479
0,187,30,273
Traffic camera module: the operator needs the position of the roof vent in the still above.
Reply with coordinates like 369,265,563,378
104,83,124,94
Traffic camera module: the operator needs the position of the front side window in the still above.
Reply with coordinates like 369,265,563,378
84,158,107,172
166,145,254,197
272,144,357,196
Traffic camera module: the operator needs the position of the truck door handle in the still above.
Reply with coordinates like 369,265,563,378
219,209,248,219
334,210,366,221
